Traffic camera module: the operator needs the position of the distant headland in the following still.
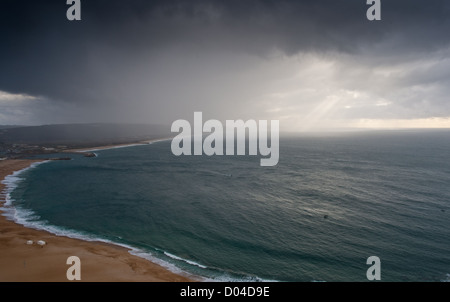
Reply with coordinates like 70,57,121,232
0,123,172,160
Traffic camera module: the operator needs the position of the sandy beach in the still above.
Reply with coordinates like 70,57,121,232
0,159,192,282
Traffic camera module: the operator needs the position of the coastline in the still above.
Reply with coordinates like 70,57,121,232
0,158,193,282
64,137,173,153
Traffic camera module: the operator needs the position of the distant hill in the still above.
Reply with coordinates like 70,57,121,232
0,123,171,147
0,125,26,130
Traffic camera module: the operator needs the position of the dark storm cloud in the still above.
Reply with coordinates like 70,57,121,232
1,0,449,125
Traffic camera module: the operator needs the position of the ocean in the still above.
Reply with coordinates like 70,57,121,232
3,131,450,281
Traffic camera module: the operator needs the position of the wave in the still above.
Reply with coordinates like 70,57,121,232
129,249,193,277
162,251,278,282
164,251,208,269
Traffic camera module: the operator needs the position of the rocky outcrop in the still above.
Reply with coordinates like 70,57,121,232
83,152,97,158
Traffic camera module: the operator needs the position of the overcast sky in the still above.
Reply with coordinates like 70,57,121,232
1,0,450,130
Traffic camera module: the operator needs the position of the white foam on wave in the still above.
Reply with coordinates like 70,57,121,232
161,251,279,282
161,250,278,282
133,249,278,282
164,251,208,269
442,273,450,282
129,249,193,277
201,273,279,283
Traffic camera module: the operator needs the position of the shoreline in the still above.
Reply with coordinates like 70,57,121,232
0,158,194,282
64,137,173,153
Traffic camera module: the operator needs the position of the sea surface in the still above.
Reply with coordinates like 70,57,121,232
3,131,450,281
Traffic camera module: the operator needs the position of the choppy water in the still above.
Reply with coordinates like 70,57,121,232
3,131,450,281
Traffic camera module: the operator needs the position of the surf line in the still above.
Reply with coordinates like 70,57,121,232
171,112,279,167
